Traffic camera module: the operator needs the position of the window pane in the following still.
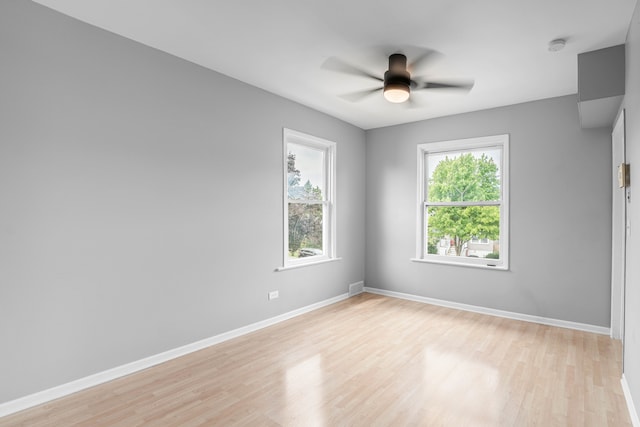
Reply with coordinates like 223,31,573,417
287,143,324,200
288,203,323,258
427,148,501,202
426,205,500,259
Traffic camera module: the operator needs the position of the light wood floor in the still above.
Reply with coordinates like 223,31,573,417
1,293,632,426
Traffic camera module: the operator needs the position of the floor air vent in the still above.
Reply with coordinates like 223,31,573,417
348,282,364,296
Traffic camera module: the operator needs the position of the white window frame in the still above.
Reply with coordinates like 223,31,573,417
413,134,509,270
280,128,337,270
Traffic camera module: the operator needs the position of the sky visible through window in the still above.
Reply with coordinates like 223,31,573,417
289,143,324,194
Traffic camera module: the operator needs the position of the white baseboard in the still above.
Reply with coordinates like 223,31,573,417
364,287,611,335
0,292,349,418
623,374,640,427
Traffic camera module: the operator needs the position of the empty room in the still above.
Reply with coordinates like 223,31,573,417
1,0,640,425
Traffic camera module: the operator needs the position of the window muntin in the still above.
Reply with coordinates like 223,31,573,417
284,129,336,267
416,135,509,269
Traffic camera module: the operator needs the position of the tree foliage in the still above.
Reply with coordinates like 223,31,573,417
427,153,500,256
429,153,499,202
288,153,301,188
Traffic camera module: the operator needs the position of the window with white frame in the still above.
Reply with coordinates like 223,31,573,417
283,129,336,268
415,134,509,269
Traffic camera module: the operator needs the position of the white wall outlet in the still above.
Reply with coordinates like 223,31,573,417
268,290,279,300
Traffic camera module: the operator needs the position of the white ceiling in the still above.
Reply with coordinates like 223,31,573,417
33,0,637,129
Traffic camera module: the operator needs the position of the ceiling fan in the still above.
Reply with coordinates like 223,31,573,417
323,51,474,104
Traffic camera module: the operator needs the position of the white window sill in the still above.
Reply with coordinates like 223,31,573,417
410,258,509,271
276,257,342,272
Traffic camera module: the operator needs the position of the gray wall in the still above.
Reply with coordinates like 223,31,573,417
365,95,612,327
622,0,640,416
0,1,365,403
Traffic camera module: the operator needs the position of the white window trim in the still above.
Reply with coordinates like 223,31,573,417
413,134,509,270
280,128,337,270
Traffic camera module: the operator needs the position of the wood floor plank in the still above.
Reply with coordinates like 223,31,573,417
0,293,632,426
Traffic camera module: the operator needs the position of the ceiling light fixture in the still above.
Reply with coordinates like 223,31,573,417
548,38,566,52
383,53,411,103
383,83,410,103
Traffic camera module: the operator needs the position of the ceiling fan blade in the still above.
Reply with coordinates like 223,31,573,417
408,49,443,73
322,57,383,82
420,80,475,91
339,87,383,102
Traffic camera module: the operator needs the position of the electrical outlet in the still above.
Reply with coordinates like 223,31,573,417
268,290,279,300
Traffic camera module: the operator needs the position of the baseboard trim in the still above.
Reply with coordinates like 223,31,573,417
622,374,640,427
364,287,611,335
0,292,350,418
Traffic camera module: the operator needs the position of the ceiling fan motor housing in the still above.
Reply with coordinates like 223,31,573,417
384,70,411,90
383,53,411,102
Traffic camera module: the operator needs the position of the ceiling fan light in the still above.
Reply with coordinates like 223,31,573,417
384,84,410,103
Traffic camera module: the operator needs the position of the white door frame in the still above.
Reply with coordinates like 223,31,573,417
611,109,626,341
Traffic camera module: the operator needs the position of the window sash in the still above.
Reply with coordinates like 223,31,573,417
287,142,328,202
287,201,328,261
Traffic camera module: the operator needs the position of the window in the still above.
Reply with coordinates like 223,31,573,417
282,129,336,268
415,134,509,269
